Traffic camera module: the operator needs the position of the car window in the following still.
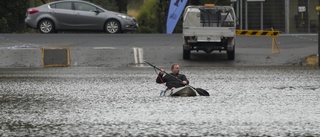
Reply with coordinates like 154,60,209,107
74,2,97,12
50,2,72,10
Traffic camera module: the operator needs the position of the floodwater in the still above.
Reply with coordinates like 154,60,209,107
0,66,320,136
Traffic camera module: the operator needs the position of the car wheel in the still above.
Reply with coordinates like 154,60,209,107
39,19,55,34
105,20,120,34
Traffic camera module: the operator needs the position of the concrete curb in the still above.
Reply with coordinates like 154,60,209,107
0,47,42,68
0,47,135,68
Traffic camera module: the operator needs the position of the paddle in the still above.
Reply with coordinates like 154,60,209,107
145,61,210,96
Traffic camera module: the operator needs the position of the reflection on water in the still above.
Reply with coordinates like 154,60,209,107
0,67,320,136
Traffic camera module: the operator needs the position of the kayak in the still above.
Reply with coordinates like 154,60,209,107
160,86,197,97
145,61,210,97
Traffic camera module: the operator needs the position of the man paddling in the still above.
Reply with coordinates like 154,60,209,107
146,61,209,96
156,64,189,89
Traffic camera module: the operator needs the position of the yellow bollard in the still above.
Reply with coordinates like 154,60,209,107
271,28,281,54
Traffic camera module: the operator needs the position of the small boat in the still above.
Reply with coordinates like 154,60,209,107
145,61,209,97
160,86,197,97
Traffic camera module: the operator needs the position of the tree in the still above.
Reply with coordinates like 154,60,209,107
0,0,28,33
188,0,230,5
189,0,201,5
41,0,46,4
157,0,170,33
88,0,118,11
136,0,159,33
116,0,128,13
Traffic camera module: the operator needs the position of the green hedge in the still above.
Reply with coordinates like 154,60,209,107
0,0,29,33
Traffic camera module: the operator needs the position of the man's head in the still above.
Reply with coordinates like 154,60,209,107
171,64,180,74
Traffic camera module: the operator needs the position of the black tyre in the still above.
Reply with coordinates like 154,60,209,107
105,20,121,33
38,19,55,34
183,49,191,60
227,46,235,60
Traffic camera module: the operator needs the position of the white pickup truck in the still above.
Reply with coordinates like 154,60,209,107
182,5,236,60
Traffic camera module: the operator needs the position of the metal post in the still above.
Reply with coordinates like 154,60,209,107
261,1,263,30
237,0,240,28
285,0,290,33
245,0,248,30
308,0,310,33
240,0,243,30
318,0,320,67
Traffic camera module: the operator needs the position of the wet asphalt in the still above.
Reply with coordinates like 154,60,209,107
0,33,319,136
1,66,320,136
0,34,318,67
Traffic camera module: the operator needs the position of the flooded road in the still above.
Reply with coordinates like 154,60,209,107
1,66,320,136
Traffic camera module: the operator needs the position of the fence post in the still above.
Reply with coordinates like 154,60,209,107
317,3,320,67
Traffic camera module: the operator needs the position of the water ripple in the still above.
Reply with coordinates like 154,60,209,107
1,67,320,136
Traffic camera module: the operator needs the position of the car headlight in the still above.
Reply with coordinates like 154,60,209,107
117,14,130,20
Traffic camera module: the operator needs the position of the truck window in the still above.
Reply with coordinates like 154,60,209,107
200,8,235,27
200,9,220,27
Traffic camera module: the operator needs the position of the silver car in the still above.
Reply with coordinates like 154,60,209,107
25,0,138,34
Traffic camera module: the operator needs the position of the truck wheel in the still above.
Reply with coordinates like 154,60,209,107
227,47,235,60
183,49,191,60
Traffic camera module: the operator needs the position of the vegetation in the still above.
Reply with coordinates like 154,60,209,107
0,0,231,33
0,0,29,33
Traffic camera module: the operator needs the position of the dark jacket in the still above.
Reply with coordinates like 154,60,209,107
156,73,189,89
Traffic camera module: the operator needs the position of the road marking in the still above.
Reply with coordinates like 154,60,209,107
2,47,38,50
133,47,144,67
1,44,41,50
93,47,116,50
